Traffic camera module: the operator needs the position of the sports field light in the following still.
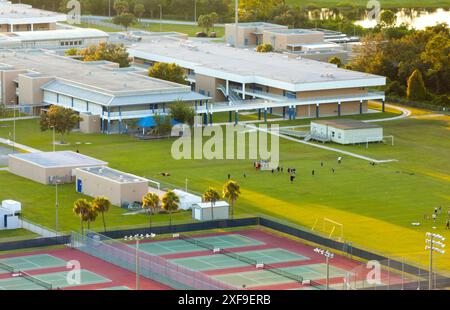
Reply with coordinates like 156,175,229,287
425,232,446,290
314,248,334,290
125,233,157,290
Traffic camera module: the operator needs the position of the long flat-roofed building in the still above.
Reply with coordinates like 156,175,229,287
0,0,66,32
0,50,209,133
129,36,385,124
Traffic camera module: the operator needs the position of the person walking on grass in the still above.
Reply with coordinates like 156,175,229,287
338,157,342,164
446,219,449,230
312,170,315,176
332,168,335,174
432,212,437,224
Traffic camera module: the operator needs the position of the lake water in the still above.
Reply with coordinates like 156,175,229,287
308,8,450,30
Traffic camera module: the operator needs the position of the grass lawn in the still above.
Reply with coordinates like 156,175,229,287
0,108,449,271
0,229,38,242
285,0,449,8
76,22,120,33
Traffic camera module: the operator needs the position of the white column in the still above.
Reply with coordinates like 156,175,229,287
31,24,34,31
226,80,229,96
9,24,13,32
242,83,246,100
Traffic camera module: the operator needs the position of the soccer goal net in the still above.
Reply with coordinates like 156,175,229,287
312,217,344,241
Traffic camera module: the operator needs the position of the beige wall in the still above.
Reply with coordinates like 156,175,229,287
1,70,27,105
74,169,148,207
263,32,324,51
79,113,101,134
18,75,53,106
195,74,225,102
297,87,367,99
8,157,47,184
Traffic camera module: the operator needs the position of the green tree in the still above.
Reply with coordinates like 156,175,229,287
203,187,221,221
420,33,450,94
40,105,82,144
86,206,98,230
65,48,79,56
73,199,91,234
134,3,145,22
80,42,131,68
152,114,172,136
92,196,111,232
256,43,274,53
142,192,160,228
329,56,342,67
162,190,180,226
113,12,136,31
222,180,241,220
169,100,195,126
113,0,129,15
148,62,187,85
210,12,219,32
407,69,427,101
380,10,397,28
197,14,213,34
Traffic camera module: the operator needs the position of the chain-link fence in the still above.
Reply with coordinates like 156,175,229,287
70,230,235,290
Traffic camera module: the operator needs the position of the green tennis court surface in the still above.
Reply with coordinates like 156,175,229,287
0,254,66,274
169,248,308,271
98,286,131,290
0,269,111,290
136,234,263,256
211,263,347,288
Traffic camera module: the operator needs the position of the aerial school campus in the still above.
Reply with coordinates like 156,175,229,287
0,0,448,298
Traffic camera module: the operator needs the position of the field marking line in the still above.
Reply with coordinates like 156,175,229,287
247,124,398,164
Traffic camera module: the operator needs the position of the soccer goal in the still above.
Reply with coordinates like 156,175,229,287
312,217,344,242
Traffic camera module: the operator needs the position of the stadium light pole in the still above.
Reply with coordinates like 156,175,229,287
194,0,197,22
314,248,335,290
425,232,446,290
158,5,162,32
125,233,156,290
234,0,239,47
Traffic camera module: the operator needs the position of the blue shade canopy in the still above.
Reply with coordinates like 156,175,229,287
137,116,183,128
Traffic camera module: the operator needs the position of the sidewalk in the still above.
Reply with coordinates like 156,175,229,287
0,137,41,153
0,116,39,122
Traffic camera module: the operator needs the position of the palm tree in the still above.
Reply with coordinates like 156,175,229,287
142,192,160,229
86,207,98,230
203,187,221,221
92,197,112,232
73,199,91,234
162,190,180,227
223,180,241,220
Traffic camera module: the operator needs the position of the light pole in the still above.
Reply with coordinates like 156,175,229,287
124,233,156,290
108,0,111,17
51,125,56,152
425,232,445,290
54,178,62,234
314,247,335,290
158,5,162,32
194,0,197,22
234,0,239,47
10,100,16,153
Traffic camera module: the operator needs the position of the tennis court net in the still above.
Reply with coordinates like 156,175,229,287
19,271,53,290
178,234,215,251
220,249,258,265
264,264,304,283
0,261,15,273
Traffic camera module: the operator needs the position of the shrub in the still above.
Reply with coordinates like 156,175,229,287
386,81,406,97
256,44,274,53
407,69,427,101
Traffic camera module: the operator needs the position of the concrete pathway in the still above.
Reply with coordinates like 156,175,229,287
0,116,39,122
0,137,41,153
0,167,8,171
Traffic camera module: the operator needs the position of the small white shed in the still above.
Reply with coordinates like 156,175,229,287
192,201,230,221
0,200,21,230
172,189,202,210
310,119,383,145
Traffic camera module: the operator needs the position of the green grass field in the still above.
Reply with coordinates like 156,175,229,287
0,107,449,271
285,0,449,8
0,229,38,242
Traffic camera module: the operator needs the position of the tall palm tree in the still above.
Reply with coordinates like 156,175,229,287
162,190,180,227
92,196,112,232
203,187,221,221
223,180,241,220
142,192,160,229
73,199,91,234
86,207,98,230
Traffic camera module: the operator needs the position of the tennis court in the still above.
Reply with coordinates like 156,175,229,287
210,263,347,288
0,270,110,290
99,286,131,290
169,248,308,271
136,234,263,256
0,254,66,273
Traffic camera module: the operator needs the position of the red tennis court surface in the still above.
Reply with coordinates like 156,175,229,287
0,248,170,290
